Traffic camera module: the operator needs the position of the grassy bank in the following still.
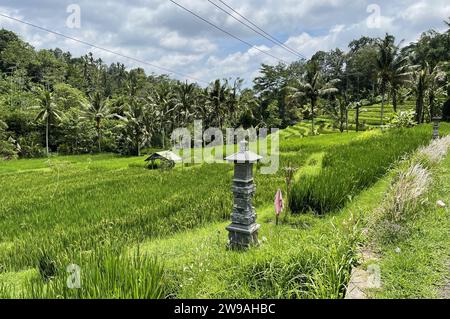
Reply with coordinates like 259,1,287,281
369,138,450,298
290,124,450,214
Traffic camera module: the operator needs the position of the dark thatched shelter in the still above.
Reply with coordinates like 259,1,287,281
145,151,182,169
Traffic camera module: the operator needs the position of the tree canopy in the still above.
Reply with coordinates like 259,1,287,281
0,19,449,158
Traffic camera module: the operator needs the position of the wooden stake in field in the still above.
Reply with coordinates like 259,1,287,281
283,164,297,218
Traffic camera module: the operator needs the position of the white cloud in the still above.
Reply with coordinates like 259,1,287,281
159,31,217,53
0,0,449,85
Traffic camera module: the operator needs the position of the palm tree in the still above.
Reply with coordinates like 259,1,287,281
376,34,395,126
151,84,177,149
408,63,447,123
427,65,447,118
288,60,339,133
195,88,213,126
116,98,150,156
409,65,427,123
34,89,61,155
84,92,112,153
376,34,412,123
324,95,348,133
226,78,243,126
389,53,412,112
175,81,197,127
352,101,361,132
207,79,230,129
409,64,433,123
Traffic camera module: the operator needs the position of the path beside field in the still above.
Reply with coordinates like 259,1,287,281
439,155,450,299
345,248,380,299
347,136,450,299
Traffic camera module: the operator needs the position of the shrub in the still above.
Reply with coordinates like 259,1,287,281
290,126,431,214
388,110,417,128
16,134,46,158
0,140,17,160
37,251,57,281
0,120,17,160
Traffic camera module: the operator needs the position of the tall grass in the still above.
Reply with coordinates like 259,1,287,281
2,125,444,298
290,126,432,214
370,135,450,244
0,247,166,299
364,135,450,298
0,129,360,298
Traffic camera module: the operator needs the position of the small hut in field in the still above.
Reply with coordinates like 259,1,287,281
145,151,182,169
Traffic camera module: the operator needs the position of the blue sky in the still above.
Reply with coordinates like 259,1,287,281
0,0,449,86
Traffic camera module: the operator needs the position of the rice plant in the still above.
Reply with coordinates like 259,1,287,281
290,126,433,214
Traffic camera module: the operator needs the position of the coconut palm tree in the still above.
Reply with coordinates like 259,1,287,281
376,34,412,123
84,91,113,153
353,101,363,132
428,65,447,118
175,81,197,127
408,63,447,123
288,60,339,133
226,78,243,126
376,34,395,126
151,84,177,149
207,79,230,129
409,65,427,123
116,98,150,156
34,89,61,155
389,53,413,112
195,88,213,126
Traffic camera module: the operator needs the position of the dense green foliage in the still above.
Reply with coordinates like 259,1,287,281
0,19,449,159
0,119,16,159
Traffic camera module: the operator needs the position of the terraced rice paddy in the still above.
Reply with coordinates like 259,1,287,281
0,122,447,298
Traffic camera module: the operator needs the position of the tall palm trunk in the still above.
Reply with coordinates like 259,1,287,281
416,89,424,123
96,119,102,153
429,92,435,119
345,108,349,132
46,116,49,156
162,126,165,149
380,90,385,127
355,106,360,132
311,99,316,134
392,90,398,113
98,131,102,153
136,133,141,157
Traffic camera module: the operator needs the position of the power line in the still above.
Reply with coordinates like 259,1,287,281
215,0,306,60
169,0,289,65
0,12,209,85
208,0,305,60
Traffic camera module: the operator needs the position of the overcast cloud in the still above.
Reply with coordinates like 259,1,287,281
0,0,449,86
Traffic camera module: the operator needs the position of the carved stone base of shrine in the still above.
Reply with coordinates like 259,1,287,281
226,222,260,250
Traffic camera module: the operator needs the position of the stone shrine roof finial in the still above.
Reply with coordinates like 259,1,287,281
225,140,263,163
239,140,249,152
